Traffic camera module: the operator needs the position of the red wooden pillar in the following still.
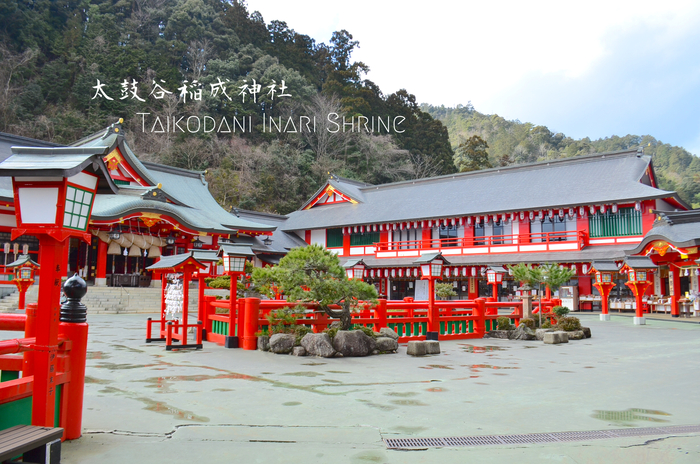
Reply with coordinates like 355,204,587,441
95,239,108,286
59,320,88,439
197,273,206,324
519,218,531,244
374,299,387,331
342,233,351,256
422,228,433,248
670,268,681,317
427,278,439,336
182,270,190,346
23,303,37,376
32,235,64,428
242,297,260,350
473,298,486,337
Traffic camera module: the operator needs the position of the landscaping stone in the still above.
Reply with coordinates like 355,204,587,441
425,341,440,354
566,330,585,340
269,333,296,354
407,340,426,356
257,335,270,351
582,327,592,338
332,330,376,357
508,325,536,340
292,346,306,356
301,333,336,358
535,328,555,341
543,331,569,344
484,330,510,339
375,336,399,353
378,327,399,340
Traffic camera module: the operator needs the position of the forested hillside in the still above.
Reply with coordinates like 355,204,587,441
424,103,700,208
0,0,454,214
1,1,697,212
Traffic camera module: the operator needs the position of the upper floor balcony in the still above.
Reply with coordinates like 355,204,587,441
373,230,589,259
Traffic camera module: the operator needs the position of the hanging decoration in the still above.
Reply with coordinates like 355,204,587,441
164,273,184,319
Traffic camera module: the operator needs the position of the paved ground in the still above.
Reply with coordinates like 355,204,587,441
24,313,700,462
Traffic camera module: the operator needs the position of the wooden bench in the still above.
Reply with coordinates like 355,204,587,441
0,425,62,464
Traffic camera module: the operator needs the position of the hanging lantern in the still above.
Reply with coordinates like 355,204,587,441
635,201,642,212
397,268,403,277
391,269,396,278
612,203,618,214
600,205,607,214
528,211,534,221
538,211,544,221
451,218,456,226
558,209,564,218
444,268,449,277
579,206,585,217
519,211,525,221
462,267,467,277
548,209,554,219
508,267,513,276
471,267,477,277
582,264,588,275
589,205,596,216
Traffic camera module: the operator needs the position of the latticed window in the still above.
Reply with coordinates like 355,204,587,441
589,207,642,238
350,231,380,246
326,228,344,248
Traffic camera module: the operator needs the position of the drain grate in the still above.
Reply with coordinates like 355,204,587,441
384,424,700,449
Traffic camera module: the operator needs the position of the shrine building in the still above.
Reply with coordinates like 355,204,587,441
280,149,698,311
0,120,285,287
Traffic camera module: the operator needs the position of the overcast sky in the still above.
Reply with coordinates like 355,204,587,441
246,0,700,155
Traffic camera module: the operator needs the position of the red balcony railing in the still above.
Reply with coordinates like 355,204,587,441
374,230,586,258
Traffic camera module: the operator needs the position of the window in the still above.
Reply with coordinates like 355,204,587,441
326,228,343,248
393,228,421,249
541,216,567,241
474,223,485,246
589,207,642,238
492,220,504,245
439,225,458,247
351,231,380,246
63,186,93,231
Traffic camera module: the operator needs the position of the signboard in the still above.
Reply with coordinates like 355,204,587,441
414,280,429,301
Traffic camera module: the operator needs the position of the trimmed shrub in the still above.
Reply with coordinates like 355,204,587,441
353,325,377,338
496,316,514,331
519,317,536,330
557,316,581,332
293,325,312,345
552,306,570,317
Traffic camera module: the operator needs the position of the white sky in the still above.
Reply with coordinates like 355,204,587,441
246,0,700,154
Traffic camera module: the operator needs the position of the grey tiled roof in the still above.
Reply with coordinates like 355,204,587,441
627,210,700,254
283,150,684,232
146,252,205,270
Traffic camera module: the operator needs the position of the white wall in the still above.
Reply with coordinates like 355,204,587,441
310,229,325,247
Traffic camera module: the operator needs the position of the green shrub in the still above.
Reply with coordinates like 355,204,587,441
557,316,581,331
496,316,513,331
552,306,570,317
294,325,313,345
353,325,377,338
324,327,339,341
542,319,552,329
266,306,304,335
519,318,536,330
435,282,457,299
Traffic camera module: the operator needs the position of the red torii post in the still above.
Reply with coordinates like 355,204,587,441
146,252,206,349
588,261,618,322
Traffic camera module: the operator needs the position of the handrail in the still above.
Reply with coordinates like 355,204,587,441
375,230,584,252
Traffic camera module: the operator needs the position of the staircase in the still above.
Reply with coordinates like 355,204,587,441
0,284,227,315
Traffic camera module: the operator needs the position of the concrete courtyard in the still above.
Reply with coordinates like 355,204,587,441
40,313,700,463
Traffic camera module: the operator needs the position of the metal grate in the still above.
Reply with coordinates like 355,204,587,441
384,424,700,449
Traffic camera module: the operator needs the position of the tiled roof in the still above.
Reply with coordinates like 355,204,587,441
283,150,685,231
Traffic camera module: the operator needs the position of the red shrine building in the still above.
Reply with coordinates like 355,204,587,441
0,121,284,287
280,149,697,311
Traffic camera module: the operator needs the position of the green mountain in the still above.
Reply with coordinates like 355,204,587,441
423,103,700,208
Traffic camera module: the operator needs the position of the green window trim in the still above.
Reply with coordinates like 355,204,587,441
350,231,380,247
589,207,642,238
326,228,344,248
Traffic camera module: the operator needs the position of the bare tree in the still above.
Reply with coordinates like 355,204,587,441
300,93,352,162
0,44,38,131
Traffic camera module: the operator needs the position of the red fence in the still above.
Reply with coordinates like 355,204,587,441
0,305,87,438
201,296,560,348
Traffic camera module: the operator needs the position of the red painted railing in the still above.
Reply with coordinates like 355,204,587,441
199,297,564,348
374,230,586,257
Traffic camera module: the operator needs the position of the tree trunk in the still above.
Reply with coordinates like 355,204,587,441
322,303,352,330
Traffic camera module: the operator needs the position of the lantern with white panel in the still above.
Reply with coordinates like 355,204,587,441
588,261,618,321
413,252,450,340
6,254,39,310
0,144,117,430
485,266,505,301
619,257,657,325
343,259,367,280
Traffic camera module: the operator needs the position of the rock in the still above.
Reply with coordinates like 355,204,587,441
372,349,379,355
269,333,296,354
484,330,510,339
329,321,343,329
581,327,592,338
566,330,584,340
332,330,377,357
379,327,399,340
376,336,399,352
543,331,569,344
535,328,555,341
407,340,426,356
257,335,270,351
508,325,536,340
301,333,336,358
425,341,440,354
292,346,306,356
